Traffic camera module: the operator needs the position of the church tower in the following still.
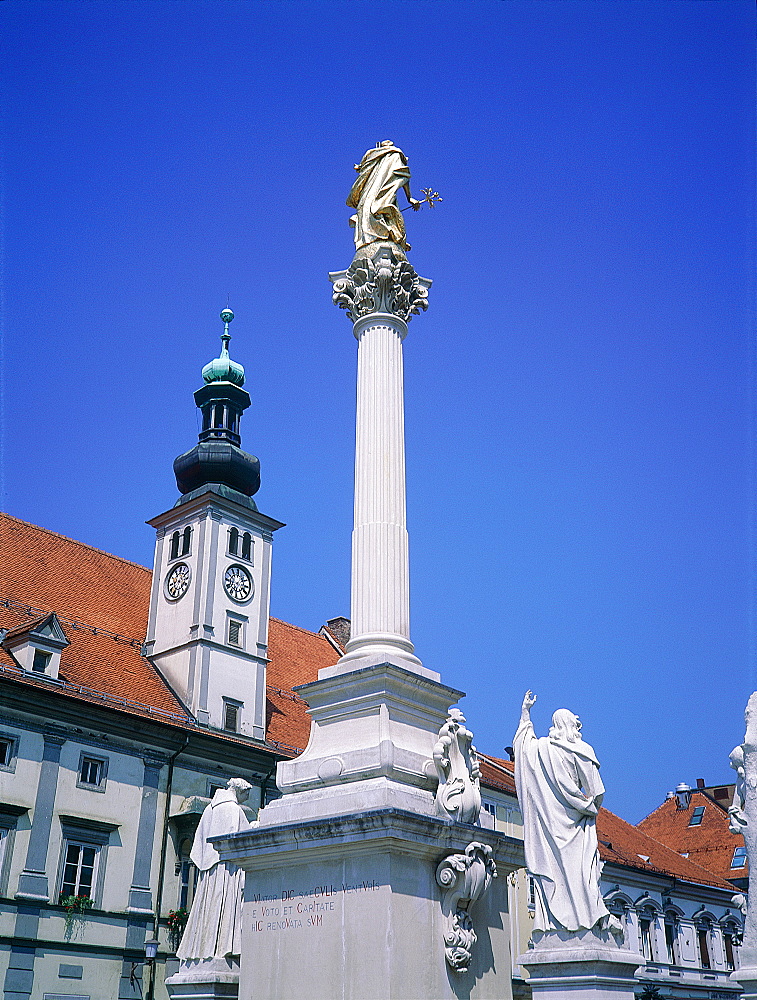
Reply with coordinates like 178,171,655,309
144,308,283,739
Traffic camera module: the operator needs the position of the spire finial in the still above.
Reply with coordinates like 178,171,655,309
220,306,234,356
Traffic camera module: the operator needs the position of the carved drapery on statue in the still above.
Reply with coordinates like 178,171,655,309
514,691,621,940
729,693,757,970
331,246,430,324
176,779,252,962
347,141,420,251
436,842,497,972
433,709,482,824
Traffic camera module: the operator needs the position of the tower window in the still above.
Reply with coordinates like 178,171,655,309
241,532,252,561
202,407,211,431
213,404,224,428
31,649,51,673
181,526,192,556
223,699,241,733
170,531,180,560
228,527,239,556
227,618,243,647
688,805,705,826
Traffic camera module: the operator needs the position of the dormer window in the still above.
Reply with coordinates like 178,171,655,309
731,845,748,869
32,650,51,673
1,613,69,680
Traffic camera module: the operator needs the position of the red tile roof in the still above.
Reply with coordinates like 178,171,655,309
637,788,747,883
479,753,517,795
0,514,337,748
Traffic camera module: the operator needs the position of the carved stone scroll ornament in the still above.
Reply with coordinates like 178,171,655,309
436,842,497,973
331,247,430,323
433,708,482,824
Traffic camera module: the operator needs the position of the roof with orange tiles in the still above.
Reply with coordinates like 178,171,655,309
0,514,337,749
479,753,517,795
636,788,747,884
596,806,736,890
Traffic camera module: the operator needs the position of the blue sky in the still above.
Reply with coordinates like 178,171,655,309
2,0,754,822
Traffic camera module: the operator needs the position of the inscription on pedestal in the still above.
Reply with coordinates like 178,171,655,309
249,879,382,933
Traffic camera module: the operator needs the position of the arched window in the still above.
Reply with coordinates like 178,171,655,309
638,907,655,961
697,918,713,969
664,910,682,965
181,526,191,556
228,527,239,556
722,919,741,970
170,531,180,561
241,532,252,561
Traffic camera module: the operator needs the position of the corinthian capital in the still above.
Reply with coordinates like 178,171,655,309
330,245,431,324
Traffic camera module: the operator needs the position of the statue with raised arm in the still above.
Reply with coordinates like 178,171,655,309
729,693,757,982
347,140,421,252
514,691,621,941
175,778,252,965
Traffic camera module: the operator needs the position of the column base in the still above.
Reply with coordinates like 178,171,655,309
166,958,239,999
217,809,520,1000
519,933,644,1000
731,967,757,998
322,634,439,682
272,661,462,822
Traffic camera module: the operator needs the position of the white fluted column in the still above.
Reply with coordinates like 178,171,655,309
325,245,435,680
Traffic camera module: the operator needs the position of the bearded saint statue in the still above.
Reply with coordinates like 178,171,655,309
347,141,421,251
514,691,622,940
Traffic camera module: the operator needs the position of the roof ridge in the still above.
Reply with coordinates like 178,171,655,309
0,514,151,574
269,616,331,641
1,598,144,647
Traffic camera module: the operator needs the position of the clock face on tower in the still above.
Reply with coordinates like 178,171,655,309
165,562,191,601
224,564,253,603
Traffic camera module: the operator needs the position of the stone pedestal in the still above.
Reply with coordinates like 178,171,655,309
217,809,521,1000
731,966,757,998
165,957,239,999
519,936,644,1000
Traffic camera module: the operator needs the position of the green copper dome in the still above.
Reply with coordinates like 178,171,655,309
202,308,245,386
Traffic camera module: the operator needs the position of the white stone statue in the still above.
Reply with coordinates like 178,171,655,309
347,141,421,252
514,691,621,940
176,778,252,963
729,693,757,976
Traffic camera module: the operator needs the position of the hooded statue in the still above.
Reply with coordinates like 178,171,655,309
176,778,252,962
347,141,420,251
514,691,619,938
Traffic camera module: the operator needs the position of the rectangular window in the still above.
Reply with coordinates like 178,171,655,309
223,701,240,733
77,753,107,790
689,805,705,826
228,619,242,647
60,842,98,899
482,801,496,816
0,736,15,769
731,846,748,868
32,649,51,673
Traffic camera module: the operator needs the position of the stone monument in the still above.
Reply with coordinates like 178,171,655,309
211,144,521,1000
515,691,644,999
166,778,252,999
730,692,757,998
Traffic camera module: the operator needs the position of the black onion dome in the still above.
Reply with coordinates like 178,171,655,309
173,441,260,497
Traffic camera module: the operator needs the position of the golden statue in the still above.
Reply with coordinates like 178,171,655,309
347,141,421,252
